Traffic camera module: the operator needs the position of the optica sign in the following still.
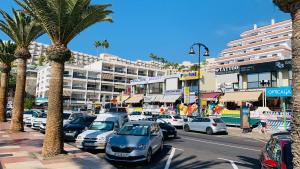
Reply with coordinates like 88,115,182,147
266,86,292,97
180,71,202,81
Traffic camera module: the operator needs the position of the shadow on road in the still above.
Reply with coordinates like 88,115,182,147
237,155,261,169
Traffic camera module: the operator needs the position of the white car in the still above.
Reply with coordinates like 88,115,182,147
184,117,227,135
39,112,73,133
23,110,43,126
76,113,125,150
128,111,152,121
157,115,184,127
31,112,47,130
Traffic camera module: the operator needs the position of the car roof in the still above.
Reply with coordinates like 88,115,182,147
126,121,155,125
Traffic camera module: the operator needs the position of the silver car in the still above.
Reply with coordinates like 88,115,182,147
105,121,164,163
184,117,227,135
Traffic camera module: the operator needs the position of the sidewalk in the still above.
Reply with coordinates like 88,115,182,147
227,126,272,142
0,122,115,169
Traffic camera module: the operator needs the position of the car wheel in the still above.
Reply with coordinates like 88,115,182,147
145,148,152,164
184,124,190,132
206,127,213,135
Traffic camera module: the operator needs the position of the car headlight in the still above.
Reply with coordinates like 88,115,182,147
97,137,105,141
76,136,83,140
136,144,147,150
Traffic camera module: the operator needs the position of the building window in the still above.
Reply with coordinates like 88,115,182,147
259,72,271,88
247,74,259,89
289,70,292,86
148,83,163,94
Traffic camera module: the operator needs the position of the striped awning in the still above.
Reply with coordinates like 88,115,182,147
220,91,262,102
161,95,181,103
102,73,113,80
154,95,164,102
144,95,157,103
126,95,144,104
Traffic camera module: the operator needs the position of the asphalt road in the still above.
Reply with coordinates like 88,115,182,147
76,129,264,169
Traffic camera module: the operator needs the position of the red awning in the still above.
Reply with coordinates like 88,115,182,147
201,92,221,100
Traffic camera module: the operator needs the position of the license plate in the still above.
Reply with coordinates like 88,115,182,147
114,153,129,157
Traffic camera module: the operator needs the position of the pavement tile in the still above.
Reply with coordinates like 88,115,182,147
0,156,36,164
4,161,44,169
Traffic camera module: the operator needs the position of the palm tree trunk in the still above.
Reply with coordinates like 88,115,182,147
291,7,300,168
42,60,64,157
10,58,26,132
0,70,9,122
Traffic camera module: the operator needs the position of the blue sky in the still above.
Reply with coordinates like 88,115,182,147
0,0,290,63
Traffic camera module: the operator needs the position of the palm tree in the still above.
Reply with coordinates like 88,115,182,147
273,0,300,167
16,0,112,157
101,39,109,49
149,53,158,61
94,40,102,56
0,9,44,131
0,40,16,122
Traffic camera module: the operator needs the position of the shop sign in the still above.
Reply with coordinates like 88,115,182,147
130,78,147,85
148,76,164,84
180,71,202,81
266,86,292,97
240,59,292,74
36,97,48,103
165,89,182,95
215,66,239,75
184,87,190,104
130,76,165,85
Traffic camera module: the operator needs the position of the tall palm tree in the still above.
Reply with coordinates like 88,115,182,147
0,40,16,122
94,40,102,56
102,39,109,49
273,0,300,167
16,0,113,157
0,9,44,131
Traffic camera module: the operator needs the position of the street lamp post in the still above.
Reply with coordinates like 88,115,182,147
189,43,209,117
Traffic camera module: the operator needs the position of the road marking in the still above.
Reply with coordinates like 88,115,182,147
218,158,240,169
182,137,260,152
164,147,176,169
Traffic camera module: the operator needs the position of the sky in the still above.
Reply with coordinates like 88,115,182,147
0,0,290,63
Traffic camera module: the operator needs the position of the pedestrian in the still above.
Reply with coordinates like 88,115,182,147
260,111,268,134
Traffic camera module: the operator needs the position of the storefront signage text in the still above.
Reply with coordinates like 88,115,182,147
180,71,202,81
215,66,239,75
266,86,292,97
165,89,182,95
240,59,292,74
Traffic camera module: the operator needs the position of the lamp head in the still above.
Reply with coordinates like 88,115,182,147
204,47,209,57
189,47,196,55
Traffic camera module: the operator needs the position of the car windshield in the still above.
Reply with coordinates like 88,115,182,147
89,121,114,131
70,117,83,124
131,112,141,115
144,112,152,116
63,113,71,120
118,124,149,136
173,115,182,119
213,118,224,123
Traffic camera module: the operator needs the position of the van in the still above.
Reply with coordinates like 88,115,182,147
75,113,128,150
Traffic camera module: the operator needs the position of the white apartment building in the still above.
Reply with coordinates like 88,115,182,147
36,53,170,108
28,41,100,65
214,19,292,91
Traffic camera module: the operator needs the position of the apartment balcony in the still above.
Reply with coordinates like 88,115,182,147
71,98,85,101
88,77,100,80
73,75,86,79
64,74,72,78
72,86,86,90
114,79,126,83
115,69,126,74
102,79,114,82
102,68,114,72
63,85,72,89
87,98,99,102
127,71,137,75
138,73,147,76
101,88,113,92
87,87,98,91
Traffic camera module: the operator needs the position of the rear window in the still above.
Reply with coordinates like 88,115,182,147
213,118,224,123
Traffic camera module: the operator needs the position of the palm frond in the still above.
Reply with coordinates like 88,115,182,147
0,40,17,65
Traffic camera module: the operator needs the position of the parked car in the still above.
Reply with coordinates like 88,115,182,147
144,118,177,139
260,133,292,169
106,121,164,163
23,110,43,126
76,113,127,150
31,112,47,130
157,115,184,128
63,115,96,141
183,117,227,135
128,111,152,121
6,108,12,118
40,112,72,133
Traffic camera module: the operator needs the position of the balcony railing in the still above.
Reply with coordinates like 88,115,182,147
72,86,86,90
102,79,113,82
102,68,114,72
127,71,137,75
101,89,113,92
115,70,126,73
88,77,100,80
87,87,98,90
71,98,85,101
63,85,72,89
64,74,72,77
114,80,126,83
138,73,147,76
73,75,86,79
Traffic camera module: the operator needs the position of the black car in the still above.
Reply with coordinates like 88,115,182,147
144,118,177,139
63,115,96,141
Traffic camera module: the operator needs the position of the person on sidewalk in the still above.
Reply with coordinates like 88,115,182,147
260,111,268,134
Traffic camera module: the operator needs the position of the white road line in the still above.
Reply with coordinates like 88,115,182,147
164,147,176,169
182,137,260,152
218,158,243,169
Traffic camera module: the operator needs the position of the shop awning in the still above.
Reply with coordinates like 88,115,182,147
102,73,113,80
220,91,262,102
154,95,164,102
63,90,72,96
125,94,144,104
144,95,156,103
161,95,181,103
201,92,221,101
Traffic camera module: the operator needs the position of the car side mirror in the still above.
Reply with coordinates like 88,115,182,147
84,127,89,131
263,160,277,168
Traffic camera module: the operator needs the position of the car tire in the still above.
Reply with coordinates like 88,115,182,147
145,148,152,164
184,124,190,132
206,127,213,135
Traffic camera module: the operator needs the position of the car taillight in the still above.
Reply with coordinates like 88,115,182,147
212,123,217,126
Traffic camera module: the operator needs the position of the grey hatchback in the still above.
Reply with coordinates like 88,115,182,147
105,121,164,163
